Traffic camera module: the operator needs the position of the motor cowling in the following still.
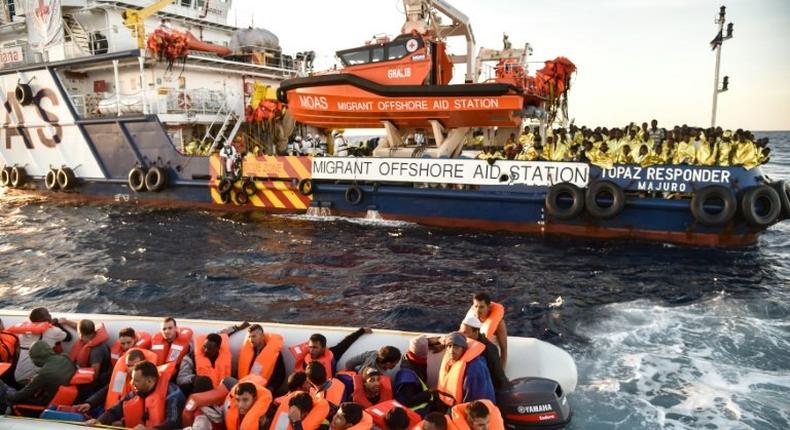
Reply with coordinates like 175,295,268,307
499,377,571,430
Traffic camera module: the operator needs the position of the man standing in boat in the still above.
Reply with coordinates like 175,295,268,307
466,293,508,368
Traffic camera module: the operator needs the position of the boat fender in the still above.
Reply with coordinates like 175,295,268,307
10,167,27,188
770,181,790,219
740,185,781,227
242,178,257,196
585,181,624,219
15,83,33,106
144,166,168,192
690,185,736,226
218,177,234,194
236,190,249,205
219,190,232,205
545,183,585,220
345,185,363,206
0,167,10,187
298,178,314,196
128,167,146,192
57,167,76,191
45,169,60,191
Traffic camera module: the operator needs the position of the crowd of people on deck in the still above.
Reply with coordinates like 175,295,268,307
474,120,771,170
0,292,511,430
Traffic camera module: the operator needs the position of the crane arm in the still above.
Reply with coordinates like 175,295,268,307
123,0,177,49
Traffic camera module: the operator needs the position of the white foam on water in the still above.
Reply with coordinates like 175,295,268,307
572,293,790,429
277,213,417,229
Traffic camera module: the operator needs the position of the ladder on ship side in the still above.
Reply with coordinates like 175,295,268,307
200,100,243,154
63,14,91,55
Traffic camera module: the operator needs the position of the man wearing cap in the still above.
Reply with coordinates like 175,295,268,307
393,335,439,416
459,316,508,394
437,332,495,409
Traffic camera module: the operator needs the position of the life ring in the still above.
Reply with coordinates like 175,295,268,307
585,181,625,219
217,177,233,194
128,167,146,192
740,185,781,227
15,84,33,106
345,185,363,205
235,190,249,205
56,167,76,191
242,178,257,196
219,190,231,204
690,185,736,226
10,167,27,188
298,178,314,196
770,181,790,219
0,167,10,187
545,183,584,220
144,166,167,192
177,93,193,110
45,169,59,191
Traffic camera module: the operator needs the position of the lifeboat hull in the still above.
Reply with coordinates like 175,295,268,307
279,74,538,129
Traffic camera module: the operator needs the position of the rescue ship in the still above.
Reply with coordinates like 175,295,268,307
0,0,787,247
0,310,577,429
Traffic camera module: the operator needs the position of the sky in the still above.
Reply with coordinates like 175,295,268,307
230,0,790,131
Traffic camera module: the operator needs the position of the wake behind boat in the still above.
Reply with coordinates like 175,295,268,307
0,310,577,429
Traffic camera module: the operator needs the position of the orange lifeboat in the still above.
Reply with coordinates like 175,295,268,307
277,33,574,130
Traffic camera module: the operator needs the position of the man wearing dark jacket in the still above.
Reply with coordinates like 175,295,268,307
0,340,76,410
459,316,509,395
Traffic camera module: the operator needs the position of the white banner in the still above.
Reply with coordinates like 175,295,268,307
25,0,64,53
311,157,589,187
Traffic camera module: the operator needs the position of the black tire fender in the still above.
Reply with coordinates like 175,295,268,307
128,167,146,192
690,185,737,226
242,178,257,196
545,183,585,220
10,167,27,188
585,181,625,219
345,185,363,206
770,181,790,219
0,167,10,187
217,177,234,194
740,185,782,227
45,169,59,191
15,84,33,106
298,178,314,196
56,167,76,191
144,166,167,192
219,190,231,204
235,190,249,205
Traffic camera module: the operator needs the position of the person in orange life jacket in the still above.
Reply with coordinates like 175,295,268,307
384,406,412,430
336,367,392,408
0,340,77,411
293,328,372,378
282,391,318,430
74,348,149,414
468,293,508,368
11,307,73,386
343,345,401,374
421,411,452,430
152,317,194,370
71,319,112,397
394,335,444,416
229,381,267,430
306,361,346,410
441,333,495,406
112,327,151,366
87,360,185,430
458,316,508,394
185,376,227,430
240,324,287,395
452,400,502,430
177,322,249,394
0,318,21,387
331,402,368,430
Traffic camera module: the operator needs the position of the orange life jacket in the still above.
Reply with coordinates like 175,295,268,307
181,382,230,428
268,391,330,430
225,374,274,430
68,324,110,367
0,331,19,363
290,341,334,377
6,321,52,336
105,348,159,409
450,400,505,430
237,332,284,381
122,362,176,428
194,333,232,387
150,327,193,365
311,378,346,407
366,400,422,430
110,331,152,366
437,340,486,406
347,411,374,430
344,371,393,409
472,302,504,340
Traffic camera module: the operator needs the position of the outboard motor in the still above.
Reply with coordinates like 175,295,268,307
498,377,571,429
